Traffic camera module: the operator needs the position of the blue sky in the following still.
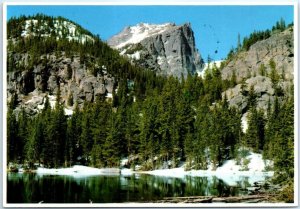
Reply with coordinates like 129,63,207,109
7,5,294,61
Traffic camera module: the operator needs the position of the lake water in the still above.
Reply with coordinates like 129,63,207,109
7,173,266,203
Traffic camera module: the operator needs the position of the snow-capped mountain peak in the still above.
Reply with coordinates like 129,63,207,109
108,22,204,78
108,22,175,49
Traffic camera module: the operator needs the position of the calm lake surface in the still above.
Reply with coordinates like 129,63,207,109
7,173,265,203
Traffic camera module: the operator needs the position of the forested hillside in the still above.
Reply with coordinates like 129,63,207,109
7,15,294,201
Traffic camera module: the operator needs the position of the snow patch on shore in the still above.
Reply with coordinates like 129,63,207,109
143,167,273,187
35,153,273,186
143,152,273,186
121,168,134,176
37,165,119,177
146,167,186,179
121,158,128,166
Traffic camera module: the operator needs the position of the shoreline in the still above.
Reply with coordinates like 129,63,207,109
8,165,274,186
7,152,274,187
8,164,274,177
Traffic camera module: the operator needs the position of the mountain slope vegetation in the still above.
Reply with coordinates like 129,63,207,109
6,14,294,202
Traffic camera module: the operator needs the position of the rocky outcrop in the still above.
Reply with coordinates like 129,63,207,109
7,52,115,115
223,75,293,113
224,76,272,113
108,23,204,78
222,27,294,82
221,27,294,129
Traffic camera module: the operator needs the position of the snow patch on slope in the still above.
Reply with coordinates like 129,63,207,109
21,19,93,44
197,60,223,77
241,113,249,133
127,51,141,60
36,95,73,116
64,108,74,116
157,56,166,65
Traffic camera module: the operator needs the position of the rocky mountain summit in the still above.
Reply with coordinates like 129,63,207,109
9,14,94,43
7,15,119,115
108,23,204,78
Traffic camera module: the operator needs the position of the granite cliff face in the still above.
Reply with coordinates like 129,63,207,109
108,23,204,78
221,27,294,114
7,52,115,115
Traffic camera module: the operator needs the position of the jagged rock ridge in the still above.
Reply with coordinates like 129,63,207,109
108,22,204,78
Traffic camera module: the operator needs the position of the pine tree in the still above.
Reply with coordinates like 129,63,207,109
7,106,18,163
230,70,237,87
237,33,241,51
90,100,112,167
245,107,265,152
175,89,195,161
264,96,294,183
103,112,121,167
42,88,67,168
139,90,160,169
259,64,267,76
124,103,140,161
184,129,194,170
67,94,74,106
248,85,257,108
26,115,44,167
193,103,211,169
80,103,93,165
269,59,280,86
66,104,82,166
16,108,30,162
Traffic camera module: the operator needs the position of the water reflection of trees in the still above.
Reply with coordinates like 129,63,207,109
7,173,251,203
